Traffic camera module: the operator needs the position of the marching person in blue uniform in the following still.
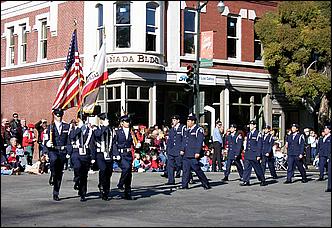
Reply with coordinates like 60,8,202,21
165,115,186,185
240,120,267,186
317,125,331,191
68,115,93,202
261,124,278,179
178,113,211,190
284,123,308,184
322,125,331,192
222,123,243,182
91,113,114,201
113,115,134,200
43,108,71,201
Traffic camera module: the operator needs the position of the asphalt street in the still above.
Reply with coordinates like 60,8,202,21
1,170,331,227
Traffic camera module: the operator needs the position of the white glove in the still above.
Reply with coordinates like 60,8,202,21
102,119,109,127
46,140,53,148
91,159,95,164
113,155,121,161
66,154,70,159
135,142,141,149
78,120,84,128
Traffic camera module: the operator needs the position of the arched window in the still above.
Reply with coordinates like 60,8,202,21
146,2,159,52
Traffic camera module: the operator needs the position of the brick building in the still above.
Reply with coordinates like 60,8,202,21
1,1,313,145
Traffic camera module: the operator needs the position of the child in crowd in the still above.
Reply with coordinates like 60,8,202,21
150,154,159,172
133,153,141,172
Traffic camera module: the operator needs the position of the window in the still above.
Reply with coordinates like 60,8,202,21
254,22,262,61
184,9,196,54
227,17,238,58
146,2,158,51
96,4,104,48
115,1,131,48
40,20,47,59
9,27,15,65
21,24,27,62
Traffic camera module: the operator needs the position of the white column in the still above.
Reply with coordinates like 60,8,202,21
121,81,126,116
224,88,229,130
220,90,224,124
166,1,181,69
250,95,255,120
150,83,157,127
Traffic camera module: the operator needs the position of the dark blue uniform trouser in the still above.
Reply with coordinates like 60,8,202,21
182,157,209,188
327,157,331,191
48,151,67,196
71,152,90,196
167,154,182,184
286,155,307,181
261,155,277,178
96,153,113,195
243,159,265,183
319,156,328,179
118,152,133,193
224,156,243,178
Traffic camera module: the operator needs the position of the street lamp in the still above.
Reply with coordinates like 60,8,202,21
194,1,225,119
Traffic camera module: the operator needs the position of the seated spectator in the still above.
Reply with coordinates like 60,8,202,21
6,137,26,169
1,153,14,175
7,152,23,174
39,154,49,174
133,153,141,172
141,155,151,171
150,154,160,172
200,150,211,172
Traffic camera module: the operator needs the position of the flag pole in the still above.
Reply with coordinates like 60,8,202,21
74,19,85,152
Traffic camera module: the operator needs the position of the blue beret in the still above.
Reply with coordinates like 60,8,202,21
264,124,271,129
249,119,257,125
324,125,331,130
230,123,237,128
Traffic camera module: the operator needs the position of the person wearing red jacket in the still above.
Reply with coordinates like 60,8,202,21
22,123,37,165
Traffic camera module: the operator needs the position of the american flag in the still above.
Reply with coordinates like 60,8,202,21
52,29,84,110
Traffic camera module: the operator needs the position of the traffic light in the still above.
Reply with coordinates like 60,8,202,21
184,64,195,92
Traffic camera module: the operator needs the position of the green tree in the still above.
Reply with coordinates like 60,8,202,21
255,1,331,128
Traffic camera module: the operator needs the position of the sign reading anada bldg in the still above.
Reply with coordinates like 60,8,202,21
106,53,164,70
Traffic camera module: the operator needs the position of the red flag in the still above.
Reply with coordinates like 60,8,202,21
80,41,108,114
52,29,84,110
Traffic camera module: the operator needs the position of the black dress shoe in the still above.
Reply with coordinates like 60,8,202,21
284,180,292,184
53,195,60,201
316,178,324,181
124,193,133,200
74,181,80,190
80,195,86,202
260,181,267,186
49,175,54,186
164,182,175,185
203,185,211,190
117,185,124,190
160,173,168,178
189,179,196,184
240,181,250,186
301,178,308,183
325,189,331,192
177,186,189,190
101,192,109,201
222,176,229,181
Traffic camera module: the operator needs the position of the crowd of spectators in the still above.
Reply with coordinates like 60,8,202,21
1,112,49,176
